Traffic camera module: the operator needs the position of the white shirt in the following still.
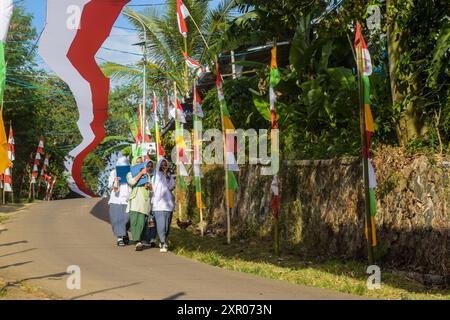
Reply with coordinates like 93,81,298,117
108,169,130,205
151,171,175,212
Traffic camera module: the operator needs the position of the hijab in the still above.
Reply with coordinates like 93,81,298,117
116,155,130,166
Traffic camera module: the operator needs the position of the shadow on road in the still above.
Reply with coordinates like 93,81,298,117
0,248,37,258
0,271,69,295
90,198,110,224
69,282,141,300
0,260,33,270
0,240,28,247
162,292,186,300
20,271,69,282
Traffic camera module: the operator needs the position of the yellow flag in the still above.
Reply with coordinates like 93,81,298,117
0,110,11,174
365,104,375,133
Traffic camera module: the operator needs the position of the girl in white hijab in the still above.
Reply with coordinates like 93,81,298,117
108,156,131,246
152,157,175,252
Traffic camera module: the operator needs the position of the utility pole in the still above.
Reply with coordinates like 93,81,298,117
124,11,147,159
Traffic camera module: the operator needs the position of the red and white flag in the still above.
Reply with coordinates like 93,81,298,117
193,88,204,118
354,22,372,76
175,98,186,124
176,0,190,37
3,167,12,192
38,0,129,198
37,136,45,154
182,51,205,73
7,124,14,162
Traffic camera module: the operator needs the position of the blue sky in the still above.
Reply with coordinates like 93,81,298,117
15,0,222,69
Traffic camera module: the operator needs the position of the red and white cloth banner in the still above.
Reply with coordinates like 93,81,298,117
368,158,377,188
354,22,373,76
31,137,45,184
193,88,204,118
175,98,187,124
37,136,44,154
271,175,280,218
176,0,190,37
225,132,239,172
3,167,12,192
7,124,14,162
38,0,129,198
40,153,49,177
182,51,205,74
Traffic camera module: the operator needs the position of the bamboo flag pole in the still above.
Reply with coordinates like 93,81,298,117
215,56,231,245
188,15,210,51
357,37,375,265
153,92,160,161
193,79,204,236
173,81,183,220
1,83,5,205
9,121,13,204
5,120,12,204
183,37,189,95
271,38,280,257
2,174,4,205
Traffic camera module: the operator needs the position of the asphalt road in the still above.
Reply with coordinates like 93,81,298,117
0,198,360,300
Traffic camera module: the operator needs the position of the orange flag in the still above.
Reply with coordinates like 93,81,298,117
0,110,11,174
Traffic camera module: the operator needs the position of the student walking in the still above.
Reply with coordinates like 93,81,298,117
152,158,175,253
108,156,131,246
127,158,154,251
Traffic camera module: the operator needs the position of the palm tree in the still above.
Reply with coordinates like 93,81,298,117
101,0,236,97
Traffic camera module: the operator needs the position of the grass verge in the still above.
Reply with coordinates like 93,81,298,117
0,277,58,300
169,227,449,300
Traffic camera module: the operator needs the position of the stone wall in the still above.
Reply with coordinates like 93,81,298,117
186,146,449,277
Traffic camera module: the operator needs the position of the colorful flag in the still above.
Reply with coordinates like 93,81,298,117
356,23,377,246
7,123,14,162
136,104,143,143
176,0,190,37
0,0,13,175
193,86,204,208
0,111,10,175
269,45,280,218
216,62,239,208
152,94,165,158
226,171,238,208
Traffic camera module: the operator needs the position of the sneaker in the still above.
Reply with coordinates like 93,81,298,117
122,235,130,245
117,239,125,246
142,241,153,248
135,242,143,251
149,240,157,248
160,243,168,253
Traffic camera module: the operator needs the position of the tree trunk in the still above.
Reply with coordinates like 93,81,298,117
386,0,426,145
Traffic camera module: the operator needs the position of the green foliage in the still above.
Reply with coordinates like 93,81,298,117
202,76,268,130
387,0,449,145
